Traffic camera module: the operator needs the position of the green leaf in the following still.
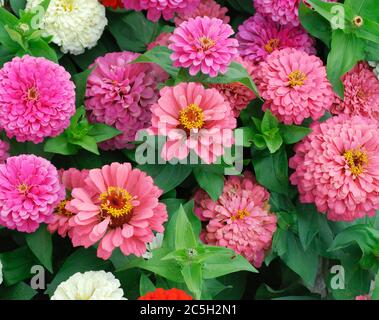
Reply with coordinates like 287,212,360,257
252,147,289,195
193,167,224,201
139,273,156,296
27,38,58,62
0,282,37,300
327,30,365,98
305,0,344,23
261,110,279,133
175,205,198,250
372,272,379,300
345,0,379,21
296,203,321,250
280,125,312,144
88,123,121,143
45,247,111,296
25,225,53,273
263,134,283,154
72,68,93,107
0,247,36,286
70,135,99,155
355,18,379,44
181,264,203,300
44,134,78,155
10,0,27,16
132,45,179,77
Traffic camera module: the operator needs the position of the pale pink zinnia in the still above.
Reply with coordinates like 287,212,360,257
210,56,256,117
85,52,168,150
194,171,277,268
0,139,9,164
254,0,337,27
256,48,334,125
122,0,200,22
290,115,379,222
68,162,168,260
169,16,238,77
237,13,315,65
148,82,237,164
147,32,172,50
47,168,89,238
0,155,65,233
331,62,379,122
0,55,75,144
174,0,230,26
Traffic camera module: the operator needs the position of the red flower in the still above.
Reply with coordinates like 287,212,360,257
101,0,123,9
138,288,193,300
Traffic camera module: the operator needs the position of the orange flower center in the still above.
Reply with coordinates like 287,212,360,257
199,36,216,51
55,199,73,217
179,103,205,131
288,70,307,87
231,209,250,221
18,183,29,194
27,87,39,101
344,149,368,176
264,38,280,53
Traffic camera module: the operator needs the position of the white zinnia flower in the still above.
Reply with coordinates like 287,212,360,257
26,0,107,55
51,271,126,300
368,61,379,80
0,259,3,285
142,233,164,260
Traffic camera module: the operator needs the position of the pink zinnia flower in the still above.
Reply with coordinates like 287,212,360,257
194,171,277,268
48,168,89,238
85,52,168,150
254,0,336,27
290,115,379,222
147,32,172,50
0,55,75,144
355,295,372,300
148,82,237,164
174,0,230,26
210,56,256,117
122,0,200,22
0,139,9,164
0,155,65,233
331,62,379,122
237,13,315,65
256,48,334,125
169,16,238,77
68,162,168,260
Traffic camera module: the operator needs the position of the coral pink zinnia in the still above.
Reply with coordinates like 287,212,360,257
68,162,168,260
122,0,200,22
237,13,315,65
0,55,76,144
194,171,277,268
0,155,65,233
256,48,334,125
331,62,379,122
48,168,89,238
85,51,168,150
0,139,9,164
174,0,230,26
148,82,237,164
169,16,238,77
290,115,379,222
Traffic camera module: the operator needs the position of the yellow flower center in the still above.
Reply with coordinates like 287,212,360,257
179,103,205,131
61,0,75,11
55,199,73,217
343,149,368,176
231,209,250,221
264,38,280,53
288,70,307,87
199,36,216,51
99,187,134,219
27,87,39,101
353,16,364,27
18,183,29,194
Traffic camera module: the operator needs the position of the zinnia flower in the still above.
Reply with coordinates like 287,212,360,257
254,0,336,27
147,32,172,50
290,115,379,222
0,55,76,143
101,0,123,9
85,51,168,150
194,171,277,268
26,0,107,55
331,62,379,122
210,56,256,117
68,162,168,260
138,288,193,300
51,271,126,300
256,48,334,125
122,0,199,22
355,295,372,300
0,155,65,233
236,13,315,65
148,82,237,164
174,0,230,26
169,16,238,77
48,168,88,238
0,139,9,164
